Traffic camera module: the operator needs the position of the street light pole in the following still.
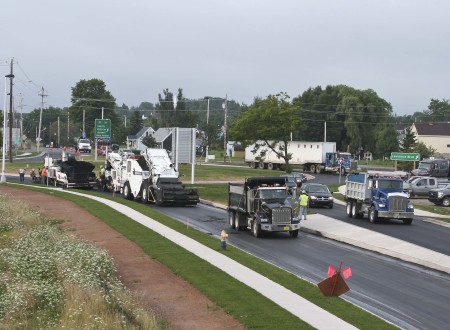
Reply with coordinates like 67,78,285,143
7,59,14,163
223,94,228,163
204,96,210,162
1,77,7,183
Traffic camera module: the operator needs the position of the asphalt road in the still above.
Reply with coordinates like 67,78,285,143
156,202,450,330
5,169,450,329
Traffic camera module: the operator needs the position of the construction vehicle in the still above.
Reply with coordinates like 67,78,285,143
46,152,97,188
228,177,301,238
114,148,199,206
345,171,414,224
245,141,355,174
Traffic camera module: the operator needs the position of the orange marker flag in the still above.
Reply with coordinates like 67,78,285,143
342,266,352,279
327,265,336,278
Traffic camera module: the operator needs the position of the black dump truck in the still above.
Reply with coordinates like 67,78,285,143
228,177,300,238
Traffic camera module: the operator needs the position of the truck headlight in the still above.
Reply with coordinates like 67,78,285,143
260,217,269,223
378,203,386,208
408,204,414,209
310,196,317,200
328,196,334,201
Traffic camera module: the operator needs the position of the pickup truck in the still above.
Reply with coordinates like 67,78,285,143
403,176,449,197
428,184,450,206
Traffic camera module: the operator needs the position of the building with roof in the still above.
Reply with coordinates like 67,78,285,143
411,122,450,156
126,127,155,151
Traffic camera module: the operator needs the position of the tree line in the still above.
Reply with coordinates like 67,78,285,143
5,79,449,159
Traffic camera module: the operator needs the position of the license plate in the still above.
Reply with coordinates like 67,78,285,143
283,226,290,231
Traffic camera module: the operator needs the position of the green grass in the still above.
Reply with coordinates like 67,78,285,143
4,184,396,329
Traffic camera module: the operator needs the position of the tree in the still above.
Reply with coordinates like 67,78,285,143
156,88,174,127
375,125,399,159
230,92,301,171
401,127,416,152
425,99,450,121
70,79,118,138
142,135,158,148
128,110,144,135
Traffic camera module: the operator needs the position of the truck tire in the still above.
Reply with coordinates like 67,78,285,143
258,162,265,169
351,203,358,217
267,162,274,170
369,206,379,223
234,213,241,231
310,164,317,173
442,197,450,207
141,183,149,204
229,211,236,229
252,220,262,238
289,230,299,238
402,218,413,225
346,201,353,217
250,161,256,169
123,182,133,200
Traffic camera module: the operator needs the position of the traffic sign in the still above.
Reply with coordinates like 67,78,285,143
390,152,420,161
95,119,111,138
338,157,344,165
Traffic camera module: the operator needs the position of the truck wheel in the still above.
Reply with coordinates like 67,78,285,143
369,206,379,223
252,220,262,238
258,162,265,169
141,183,149,204
351,203,358,217
346,201,353,217
123,182,133,200
234,213,241,231
267,162,274,170
402,218,413,225
250,161,256,169
229,211,236,229
310,164,316,173
442,197,450,207
289,230,299,238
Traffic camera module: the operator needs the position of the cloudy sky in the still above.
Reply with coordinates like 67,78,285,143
2,0,449,115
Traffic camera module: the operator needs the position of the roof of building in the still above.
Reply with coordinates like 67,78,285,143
127,127,154,140
414,122,450,136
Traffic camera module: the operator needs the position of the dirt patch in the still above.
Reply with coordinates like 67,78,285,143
0,185,244,330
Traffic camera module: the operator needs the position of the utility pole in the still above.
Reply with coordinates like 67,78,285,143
19,93,23,149
37,87,47,152
6,59,14,162
223,94,228,163
67,111,70,144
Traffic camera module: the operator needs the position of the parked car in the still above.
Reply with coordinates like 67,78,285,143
111,144,120,151
302,183,334,208
403,176,449,197
97,146,108,156
428,184,450,206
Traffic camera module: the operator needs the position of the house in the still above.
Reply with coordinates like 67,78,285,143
411,122,450,157
152,127,197,164
126,127,155,151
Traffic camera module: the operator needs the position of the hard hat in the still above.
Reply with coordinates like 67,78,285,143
302,190,306,194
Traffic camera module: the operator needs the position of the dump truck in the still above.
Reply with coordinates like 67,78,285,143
245,140,354,174
228,177,301,238
345,171,414,224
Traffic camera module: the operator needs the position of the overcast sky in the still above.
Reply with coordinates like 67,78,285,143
2,0,449,115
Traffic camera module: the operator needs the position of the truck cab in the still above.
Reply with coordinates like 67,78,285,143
411,159,450,178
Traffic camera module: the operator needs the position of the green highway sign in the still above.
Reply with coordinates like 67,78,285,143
95,119,111,138
390,152,420,161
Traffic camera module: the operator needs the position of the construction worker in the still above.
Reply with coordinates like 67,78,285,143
41,167,47,185
99,165,106,179
298,190,309,221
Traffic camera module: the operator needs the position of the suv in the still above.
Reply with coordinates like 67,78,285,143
302,183,334,208
77,139,92,153
428,184,450,206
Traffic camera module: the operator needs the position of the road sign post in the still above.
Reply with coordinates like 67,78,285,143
95,119,111,161
390,152,420,171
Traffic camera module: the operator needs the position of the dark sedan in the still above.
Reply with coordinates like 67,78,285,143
302,183,334,208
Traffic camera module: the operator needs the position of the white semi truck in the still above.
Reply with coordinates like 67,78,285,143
245,141,354,174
